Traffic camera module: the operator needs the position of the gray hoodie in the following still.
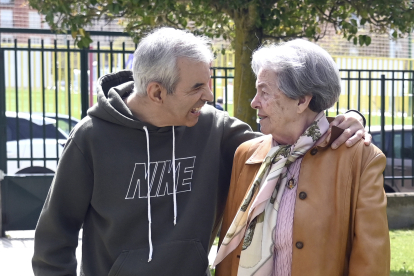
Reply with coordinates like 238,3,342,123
32,70,261,276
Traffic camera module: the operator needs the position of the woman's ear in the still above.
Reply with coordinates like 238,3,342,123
297,95,312,113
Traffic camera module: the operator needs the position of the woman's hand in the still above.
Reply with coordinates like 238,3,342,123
328,112,371,149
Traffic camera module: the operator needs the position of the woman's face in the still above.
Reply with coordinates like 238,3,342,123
251,69,300,144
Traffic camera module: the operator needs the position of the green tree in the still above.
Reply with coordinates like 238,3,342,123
29,0,414,128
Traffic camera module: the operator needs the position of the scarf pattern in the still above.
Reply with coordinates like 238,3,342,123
214,112,329,275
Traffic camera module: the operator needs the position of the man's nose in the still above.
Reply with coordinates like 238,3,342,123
203,87,214,102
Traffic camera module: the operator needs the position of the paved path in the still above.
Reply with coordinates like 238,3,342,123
0,230,217,276
0,231,82,276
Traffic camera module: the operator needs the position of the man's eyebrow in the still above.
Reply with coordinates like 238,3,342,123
191,83,204,89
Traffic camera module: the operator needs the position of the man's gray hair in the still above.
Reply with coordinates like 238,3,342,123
133,27,214,95
251,39,341,112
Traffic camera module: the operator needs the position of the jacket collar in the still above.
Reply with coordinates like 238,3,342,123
246,117,345,165
246,135,273,164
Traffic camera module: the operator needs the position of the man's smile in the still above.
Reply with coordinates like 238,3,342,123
190,106,203,114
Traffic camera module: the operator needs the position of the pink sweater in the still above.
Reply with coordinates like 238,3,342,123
273,158,302,276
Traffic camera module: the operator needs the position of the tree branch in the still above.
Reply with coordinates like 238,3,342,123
262,33,305,40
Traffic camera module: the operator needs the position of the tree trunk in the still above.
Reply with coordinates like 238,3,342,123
232,4,262,130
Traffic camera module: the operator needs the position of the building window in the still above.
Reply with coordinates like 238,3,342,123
0,10,13,28
29,12,41,29
1,35,13,44
0,0,13,4
30,37,42,45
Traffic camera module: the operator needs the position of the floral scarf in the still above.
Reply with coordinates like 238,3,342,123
214,112,329,275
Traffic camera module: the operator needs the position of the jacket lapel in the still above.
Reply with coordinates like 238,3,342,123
245,135,273,164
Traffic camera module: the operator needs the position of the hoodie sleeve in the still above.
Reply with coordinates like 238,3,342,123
221,113,262,165
32,137,93,275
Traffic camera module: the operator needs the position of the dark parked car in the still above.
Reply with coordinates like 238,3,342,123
5,112,79,175
35,112,80,136
371,125,414,193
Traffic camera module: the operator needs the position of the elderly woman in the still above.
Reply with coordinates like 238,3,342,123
214,39,390,276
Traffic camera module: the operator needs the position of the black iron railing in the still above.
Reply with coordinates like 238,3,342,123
0,28,414,192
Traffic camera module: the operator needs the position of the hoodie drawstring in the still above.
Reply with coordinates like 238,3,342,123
143,125,177,262
143,126,153,262
172,126,177,225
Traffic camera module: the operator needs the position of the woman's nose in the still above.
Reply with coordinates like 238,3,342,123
251,94,260,109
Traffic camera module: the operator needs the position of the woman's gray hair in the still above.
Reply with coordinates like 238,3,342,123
133,27,214,95
251,39,341,112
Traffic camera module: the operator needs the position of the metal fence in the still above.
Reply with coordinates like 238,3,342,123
336,70,414,192
0,28,414,192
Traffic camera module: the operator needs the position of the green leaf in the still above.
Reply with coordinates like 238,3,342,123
305,27,314,37
359,35,365,46
351,19,357,26
365,36,372,46
360,10,368,18
360,18,367,25
114,4,120,14
76,40,83,49
275,18,280,27
79,28,85,37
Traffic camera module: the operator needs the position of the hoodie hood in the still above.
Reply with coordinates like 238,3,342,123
88,70,171,133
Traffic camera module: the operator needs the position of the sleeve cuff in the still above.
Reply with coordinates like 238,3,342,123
345,109,366,127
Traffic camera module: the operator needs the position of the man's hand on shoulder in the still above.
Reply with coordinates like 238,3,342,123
328,111,371,149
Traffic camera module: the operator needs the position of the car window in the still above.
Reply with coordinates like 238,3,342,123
390,131,413,159
393,133,402,159
401,131,413,159
6,117,67,141
372,133,382,149
6,125,12,141
372,132,388,155
373,130,414,160
55,118,77,136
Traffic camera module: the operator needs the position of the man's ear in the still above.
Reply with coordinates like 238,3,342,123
297,95,312,113
146,82,165,104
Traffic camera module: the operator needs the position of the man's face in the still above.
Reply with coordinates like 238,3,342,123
163,58,213,127
251,68,299,142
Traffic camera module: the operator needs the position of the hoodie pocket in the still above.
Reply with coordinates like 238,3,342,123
108,239,209,276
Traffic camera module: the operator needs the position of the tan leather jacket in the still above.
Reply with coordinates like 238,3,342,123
215,133,390,276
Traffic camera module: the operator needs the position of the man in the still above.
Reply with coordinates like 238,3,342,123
32,28,369,276
215,97,224,111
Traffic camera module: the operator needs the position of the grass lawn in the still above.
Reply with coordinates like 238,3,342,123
5,88,413,128
390,229,414,276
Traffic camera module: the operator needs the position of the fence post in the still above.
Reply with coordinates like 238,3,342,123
380,74,385,152
412,71,414,188
0,48,7,174
80,47,89,119
0,46,6,237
